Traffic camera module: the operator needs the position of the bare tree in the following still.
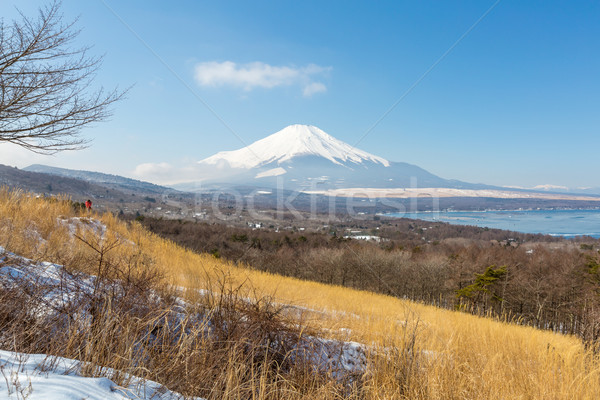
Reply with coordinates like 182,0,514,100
0,1,125,153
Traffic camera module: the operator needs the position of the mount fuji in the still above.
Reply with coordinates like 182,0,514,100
193,124,485,191
202,124,390,169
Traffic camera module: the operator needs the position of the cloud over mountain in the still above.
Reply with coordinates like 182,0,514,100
194,61,331,96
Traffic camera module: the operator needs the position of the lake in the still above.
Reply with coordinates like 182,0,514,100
389,209,600,238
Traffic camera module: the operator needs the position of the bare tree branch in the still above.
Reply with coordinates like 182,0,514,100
0,1,126,154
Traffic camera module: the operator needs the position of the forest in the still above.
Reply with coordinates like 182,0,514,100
132,215,600,344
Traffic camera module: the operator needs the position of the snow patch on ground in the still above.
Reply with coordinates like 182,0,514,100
0,247,369,390
24,227,46,247
307,338,366,377
0,350,200,400
58,217,107,239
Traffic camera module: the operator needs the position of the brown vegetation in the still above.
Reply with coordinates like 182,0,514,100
0,225,357,398
135,216,600,343
4,188,600,399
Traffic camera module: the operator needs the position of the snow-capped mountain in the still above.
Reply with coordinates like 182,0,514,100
201,124,390,169
193,124,486,191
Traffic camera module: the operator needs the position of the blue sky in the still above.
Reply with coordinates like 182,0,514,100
1,0,599,188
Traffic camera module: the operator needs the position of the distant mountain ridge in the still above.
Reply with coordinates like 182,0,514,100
24,164,174,195
0,164,128,199
192,124,493,191
20,126,599,200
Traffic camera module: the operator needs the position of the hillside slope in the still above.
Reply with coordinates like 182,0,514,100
0,164,129,199
1,188,599,399
24,164,175,195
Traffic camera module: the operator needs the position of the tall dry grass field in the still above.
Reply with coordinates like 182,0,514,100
1,188,599,399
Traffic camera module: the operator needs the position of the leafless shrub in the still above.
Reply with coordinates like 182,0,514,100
0,243,364,399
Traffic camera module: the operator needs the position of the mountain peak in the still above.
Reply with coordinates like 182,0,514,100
200,124,390,169
271,124,332,141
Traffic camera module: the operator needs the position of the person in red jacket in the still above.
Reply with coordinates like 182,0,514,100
85,199,92,212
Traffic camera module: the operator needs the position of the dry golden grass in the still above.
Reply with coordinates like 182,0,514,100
1,187,599,399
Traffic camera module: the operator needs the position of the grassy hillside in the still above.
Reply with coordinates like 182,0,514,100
1,187,599,399
134,216,600,341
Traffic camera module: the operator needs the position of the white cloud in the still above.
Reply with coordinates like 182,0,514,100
194,61,330,96
132,162,217,185
133,162,174,178
303,82,327,97
0,143,50,168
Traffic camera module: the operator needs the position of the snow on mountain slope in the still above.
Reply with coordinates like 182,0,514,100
255,167,287,178
199,124,390,169
183,124,488,191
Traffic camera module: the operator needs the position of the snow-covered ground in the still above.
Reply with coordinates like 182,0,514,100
0,248,191,399
0,350,199,400
306,338,366,378
58,216,107,239
343,235,385,242
305,187,600,201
